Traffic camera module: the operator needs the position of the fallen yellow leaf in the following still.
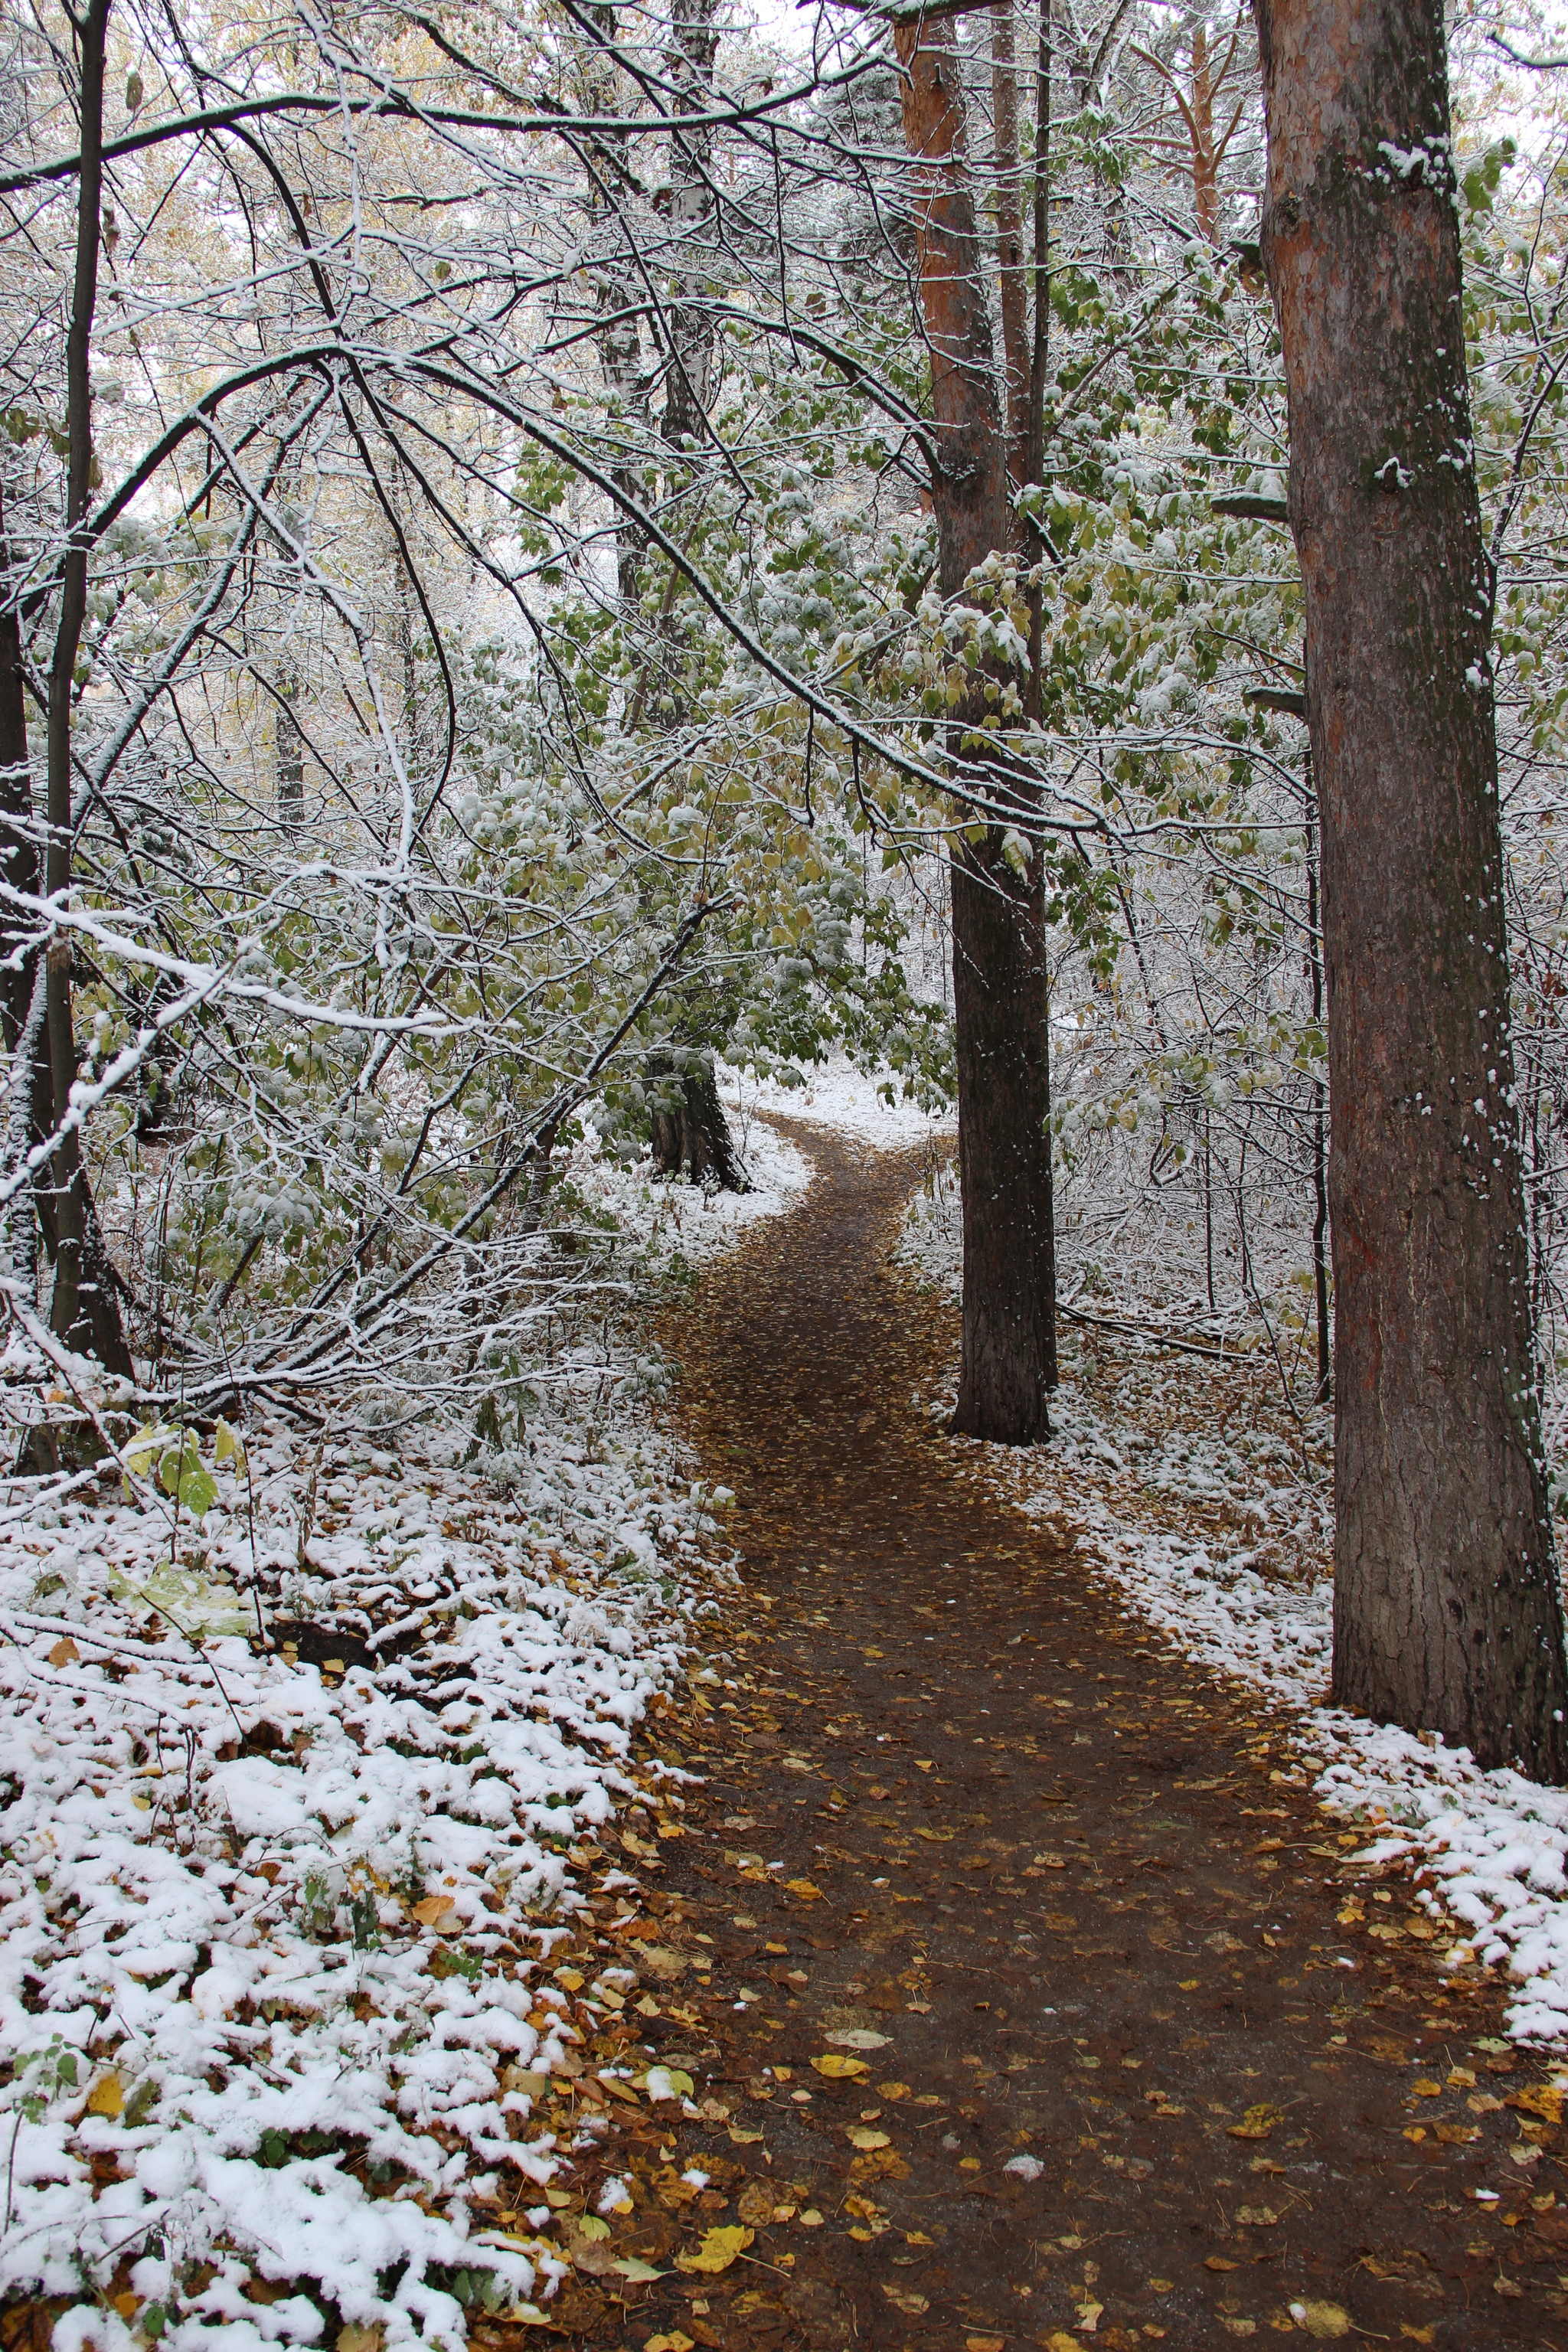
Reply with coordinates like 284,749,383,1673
645,2337,695,2352
1399,2328,1435,2345
1511,2084,1566,2125
1235,2205,1279,2227
410,1896,460,1929
812,2054,869,2080
882,2285,929,2316
1227,2103,1284,2141
1044,2336,1084,2352
87,2071,123,2119
965,2336,1006,2352
1432,2122,1478,2145
337,2328,384,2352
786,1879,823,1901
47,1637,79,1667
1411,2079,1442,2098
848,2126,890,2150
1290,2301,1351,2340
675,2225,753,2275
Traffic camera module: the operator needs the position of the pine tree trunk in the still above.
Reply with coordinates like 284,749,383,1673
1256,0,1568,1775
896,10,1056,1445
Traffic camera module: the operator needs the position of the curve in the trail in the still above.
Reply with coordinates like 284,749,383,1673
629,1123,1563,2351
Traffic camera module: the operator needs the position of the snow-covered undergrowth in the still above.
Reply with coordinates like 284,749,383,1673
0,1123,811,2344
900,1166,1568,2050
572,1099,813,1279
722,1058,952,1152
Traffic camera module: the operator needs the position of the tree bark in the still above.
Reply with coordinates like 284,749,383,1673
0,485,38,1056
896,10,1056,1445
648,1047,747,1191
991,5,1029,488
1255,0,1568,1775
662,0,718,459
1304,749,1331,1403
44,0,111,1357
276,678,305,831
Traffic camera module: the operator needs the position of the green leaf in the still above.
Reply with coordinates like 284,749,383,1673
176,1465,217,1517
123,1424,163,1477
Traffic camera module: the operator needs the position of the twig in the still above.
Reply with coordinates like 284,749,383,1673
1056,1302,1234,1362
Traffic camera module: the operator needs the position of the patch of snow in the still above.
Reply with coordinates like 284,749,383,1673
569,1109,812,1267
724,1056,953,1147
0,1116,814,2335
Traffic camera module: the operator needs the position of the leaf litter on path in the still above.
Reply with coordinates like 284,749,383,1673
594,1119,1568,2352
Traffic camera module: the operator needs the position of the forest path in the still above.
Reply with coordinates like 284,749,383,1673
629,1122,1563,2351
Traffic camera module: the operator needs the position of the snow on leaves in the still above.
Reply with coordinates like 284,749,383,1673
0,1395,720,2341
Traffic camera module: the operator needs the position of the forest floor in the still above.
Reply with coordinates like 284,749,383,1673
526,1119,1568,2352
7,1112,1568,2352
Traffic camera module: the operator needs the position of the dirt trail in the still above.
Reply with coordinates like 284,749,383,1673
598,1125,1568,2350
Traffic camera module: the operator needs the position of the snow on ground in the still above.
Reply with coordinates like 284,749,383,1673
0,1123,812,2344
720,1057,953,1150
573,1099,812,1268
900,1166,1568,2050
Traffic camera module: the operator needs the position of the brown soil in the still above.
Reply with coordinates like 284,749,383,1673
524,1122,1568,2351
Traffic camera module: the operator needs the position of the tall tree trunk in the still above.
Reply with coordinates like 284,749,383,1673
1024,0,1050,720
662,0,717,460
991,5,1029,488
0,493,44,1302
0,486,38,1056
588,5,648,612
1255,0,1568,1775
276,679,305,831
44,0,122,1367
896,10,1056,1446
0,514,126,1374
1304,749,1331,1403
1189,22,1220,244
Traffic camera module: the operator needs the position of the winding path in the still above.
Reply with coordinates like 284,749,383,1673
632,1123,1563,2349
